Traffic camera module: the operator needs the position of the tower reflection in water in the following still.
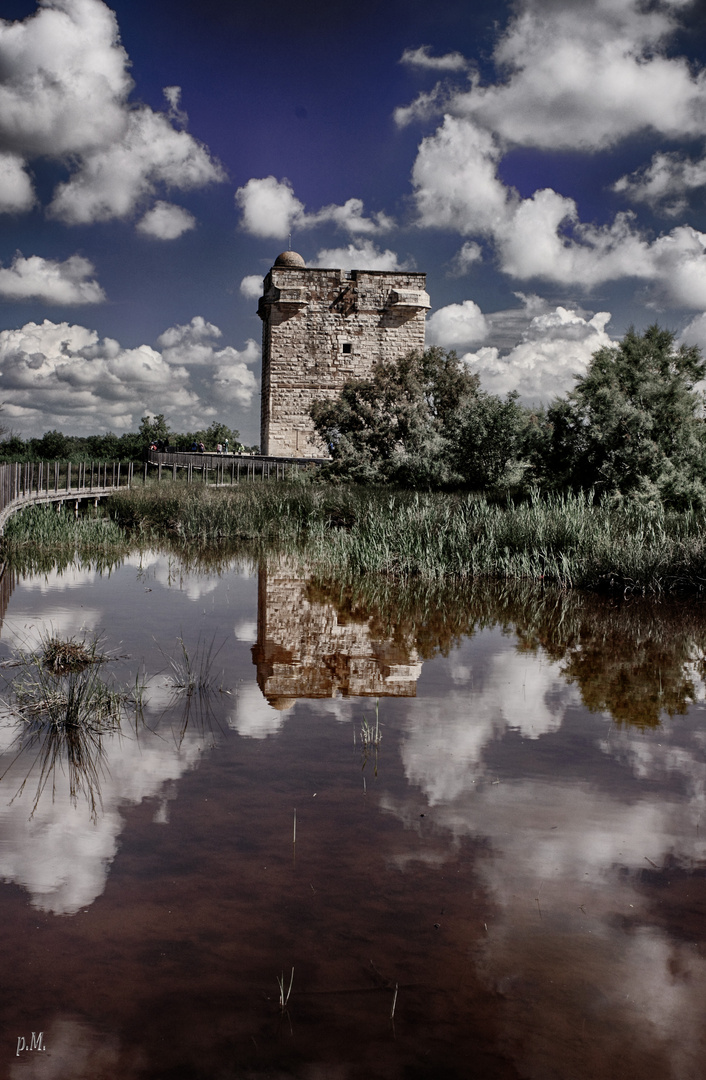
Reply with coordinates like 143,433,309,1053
251,563,423,711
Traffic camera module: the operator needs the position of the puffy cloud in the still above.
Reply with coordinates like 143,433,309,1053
157,315,222,358
0,1,224,225
462,304,613,401
0,0,131,159
399,45,469,72
412,116,706,306
614,150,706,216
398,3,706,303
393,83,451,128
157,316,258,406
0,253,105,304
426,299,488,348
234,176,303,239
240,274,264,300
411,117,508,235
0,316,258,435
0,152,35,212
312,197,394,235
48,105,223,225
400,0,706,151
136,200,196,240
234,176,393,240
448,240,483,275
314,239,412,271
680,312,706,352
212,346,259,405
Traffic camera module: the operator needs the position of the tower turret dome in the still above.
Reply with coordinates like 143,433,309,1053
273,251,306,268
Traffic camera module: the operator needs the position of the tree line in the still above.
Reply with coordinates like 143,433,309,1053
0,415,256,464
310,325,706,510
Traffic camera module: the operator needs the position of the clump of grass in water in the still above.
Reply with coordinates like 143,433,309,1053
1,633,141,819
277,967,294,1012
40,634,103,674
160,635,229,743
166,635,224,696
359,698,381,775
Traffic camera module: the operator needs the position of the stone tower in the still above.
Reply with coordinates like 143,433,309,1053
257,251,430,457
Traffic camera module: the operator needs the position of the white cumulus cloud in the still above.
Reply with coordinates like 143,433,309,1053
157,316,259,406
136,200,196,240
0,152,35,212
411,115,706,307
462,304,613,401
614,149,706,216
398,2,706,305
399,45,469,72
426,299,489,348
314,240,412,272
399,0,706,151
0,253,105,304
235,176,393,240
0,0,224,225
240,274,264,300
0,316,258,436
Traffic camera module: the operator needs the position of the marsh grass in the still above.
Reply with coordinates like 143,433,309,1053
277,967,294,1012
108,482,706,593
166,635,224,696
3,503,127,550
1,634,142,818
158,635,230,744
9,480,706,593
360,699,381,775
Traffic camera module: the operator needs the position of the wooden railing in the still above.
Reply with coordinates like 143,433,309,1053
0,452,326,534
0,460,136,534
145,450,324,482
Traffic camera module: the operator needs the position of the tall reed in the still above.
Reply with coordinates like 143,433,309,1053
16,481,706,593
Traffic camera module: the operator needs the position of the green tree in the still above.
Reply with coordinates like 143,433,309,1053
545,325,706,508
32,430,71,460
311,347,528,490
139,413,171,445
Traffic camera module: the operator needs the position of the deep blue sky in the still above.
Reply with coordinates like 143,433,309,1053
1,0,706,440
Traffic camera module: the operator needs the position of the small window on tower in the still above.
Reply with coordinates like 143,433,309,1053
342,342,352,354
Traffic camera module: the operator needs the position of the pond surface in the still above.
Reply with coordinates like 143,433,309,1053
1,552,706,1079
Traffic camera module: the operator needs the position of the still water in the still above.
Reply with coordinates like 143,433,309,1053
1,551,706,1079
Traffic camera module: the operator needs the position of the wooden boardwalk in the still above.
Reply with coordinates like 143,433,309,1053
0,452,324,534
0,460,136,534
146,449,325,481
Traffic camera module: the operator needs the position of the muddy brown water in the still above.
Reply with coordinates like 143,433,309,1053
1,551,706,1078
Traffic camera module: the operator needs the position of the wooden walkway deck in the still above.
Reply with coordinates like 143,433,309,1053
0,452,325,534
146,449,325,481
0,460,136,535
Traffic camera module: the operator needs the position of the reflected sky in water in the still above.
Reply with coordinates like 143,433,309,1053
1,554,706,1078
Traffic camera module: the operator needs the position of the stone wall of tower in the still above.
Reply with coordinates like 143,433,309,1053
258,266,429,457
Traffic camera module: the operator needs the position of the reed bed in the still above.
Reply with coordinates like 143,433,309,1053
7,482,706,593
108,483,706,593
3,503,127,550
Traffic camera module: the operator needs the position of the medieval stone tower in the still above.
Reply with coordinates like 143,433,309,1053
257,251,430,457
